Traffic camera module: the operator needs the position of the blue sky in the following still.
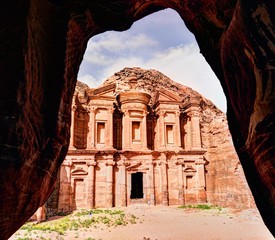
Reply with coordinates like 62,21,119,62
78,9,227,112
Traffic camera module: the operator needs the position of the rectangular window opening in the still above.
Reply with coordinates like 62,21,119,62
186,176,193,190
132,121,141,142
166,125,174,144
97,122,105,144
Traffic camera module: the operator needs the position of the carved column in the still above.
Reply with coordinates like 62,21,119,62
87,158,97,208
174,111,181,148
185,116,192,149
117,160,127,206
122,110,130,150
87,107,96,149
142,110,148,149
105,158,115,208
176,161,184,205
62,161,72,211
195,158,207,202
69,105,76,150
107,108,114,149
189,110,201,149
127,171,131,204
159,155,168,205
158,111,165,149
146,160,155,205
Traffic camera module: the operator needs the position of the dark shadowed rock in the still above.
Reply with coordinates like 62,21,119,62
0,1,274,239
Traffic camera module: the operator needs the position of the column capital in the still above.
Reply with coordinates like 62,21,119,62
63,160,73,167
145,160,155,166
87,161,97,167
158,161,167,166
105,161,115,166
158,110,166,116
116,161,125,167
195,159,206,165
175,110,180,117
187,110,200,118
143,110,149,116
122,109,130,116
89,107,97,113
107,108,114,114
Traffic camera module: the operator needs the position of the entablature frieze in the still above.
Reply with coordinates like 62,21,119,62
177,149,207,155
88,100,115,108
121,102,148,112
155,106,181,115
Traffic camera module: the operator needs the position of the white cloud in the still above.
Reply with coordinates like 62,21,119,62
78,74,98,87
144,44,227,112
79,43,226,111
78,9,227,112
84,32,158,65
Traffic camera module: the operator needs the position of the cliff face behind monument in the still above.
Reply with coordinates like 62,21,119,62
83,67,253,208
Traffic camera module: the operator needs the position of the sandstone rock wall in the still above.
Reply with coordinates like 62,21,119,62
201,113,254,208
1,1,274,238
75,67,255,209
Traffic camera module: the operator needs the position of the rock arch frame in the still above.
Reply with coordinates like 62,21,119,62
0,1,274,238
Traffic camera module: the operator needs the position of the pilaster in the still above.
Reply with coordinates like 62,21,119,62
146,160,155,205
62,161,73,211
159,156,168,205
86,158,97,208
158,111,165,149
106,108,114,149
195,158,207,202
141,110,148,150
69,105,76,150
174,111,181,148
117,160,127,206
186,107,202,149
87,107,96,149
105,159,115,207
176,160,184,205
122,110,130,150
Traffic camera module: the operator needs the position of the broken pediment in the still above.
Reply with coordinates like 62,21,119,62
87,83,116,101
153,88,183,106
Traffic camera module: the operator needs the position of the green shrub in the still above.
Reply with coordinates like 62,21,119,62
178,204,221,210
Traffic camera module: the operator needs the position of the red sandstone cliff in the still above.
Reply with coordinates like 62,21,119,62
75,67,254,209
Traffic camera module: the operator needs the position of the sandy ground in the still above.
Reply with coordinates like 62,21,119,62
10,205,273,240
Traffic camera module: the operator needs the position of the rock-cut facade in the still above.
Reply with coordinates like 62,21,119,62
49,67,253,211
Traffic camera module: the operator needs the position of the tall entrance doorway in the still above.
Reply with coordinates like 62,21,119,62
130,172,143,199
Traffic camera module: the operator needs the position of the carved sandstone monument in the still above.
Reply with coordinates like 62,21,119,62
49,67,253,211
0,1,274,239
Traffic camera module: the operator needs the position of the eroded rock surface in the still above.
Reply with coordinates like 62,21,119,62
0,1,274,239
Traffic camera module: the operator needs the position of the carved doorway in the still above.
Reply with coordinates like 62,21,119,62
130,172,143,199
74,178,85,209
